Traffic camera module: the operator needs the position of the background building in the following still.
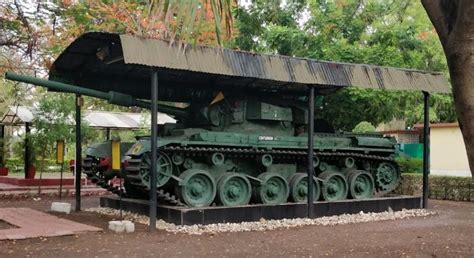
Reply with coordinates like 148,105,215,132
414,123,471,177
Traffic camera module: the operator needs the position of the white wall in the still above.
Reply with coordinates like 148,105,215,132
430,126,471,177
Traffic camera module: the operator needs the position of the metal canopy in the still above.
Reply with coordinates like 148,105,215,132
49,32,451,102
85,111,176,129
1,106,34,125
0,106,175,129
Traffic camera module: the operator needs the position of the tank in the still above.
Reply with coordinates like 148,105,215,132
82,141,135,195
5,72,401,207
124,97,400,207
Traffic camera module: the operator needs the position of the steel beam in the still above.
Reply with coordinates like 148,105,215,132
307,86,315,218
149,71,158,231
75,94,82,211
422,91,430,208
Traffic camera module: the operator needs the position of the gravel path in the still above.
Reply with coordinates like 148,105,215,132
86,206,436,235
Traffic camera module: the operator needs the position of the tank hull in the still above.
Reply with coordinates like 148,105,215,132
123,130,399,207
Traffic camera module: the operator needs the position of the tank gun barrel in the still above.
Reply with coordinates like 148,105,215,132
5,72,188,118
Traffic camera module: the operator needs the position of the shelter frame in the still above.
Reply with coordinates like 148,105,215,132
8,32,448,225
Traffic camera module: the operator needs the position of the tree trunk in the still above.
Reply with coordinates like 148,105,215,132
37,148,46,195
422,0,474,176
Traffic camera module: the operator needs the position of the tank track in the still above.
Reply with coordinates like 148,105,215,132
85,146,397,206
125,157,184,206
159,146,398,198
82,156,184,205
161,145,395,162
82,157,127,196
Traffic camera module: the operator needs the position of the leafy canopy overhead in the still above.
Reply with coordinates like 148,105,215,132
231,0,454,130
1,0,455,134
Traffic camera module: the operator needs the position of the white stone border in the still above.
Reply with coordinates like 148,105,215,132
86,207,436,235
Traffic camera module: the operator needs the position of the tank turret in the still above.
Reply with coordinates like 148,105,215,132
178,98,302,136
6,72,309,135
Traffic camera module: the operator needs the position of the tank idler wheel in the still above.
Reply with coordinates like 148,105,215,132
253,172,289,204
178,169,216,207
289,173,320,203
216,173,252,206
139,152,173,188
320,171,348,201
347,170,374,199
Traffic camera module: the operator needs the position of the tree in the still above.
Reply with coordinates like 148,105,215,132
1,0,237,108
422,0,474,176
231,0,455,131
0,0,237,163
352,121,376,133
31,91,75,188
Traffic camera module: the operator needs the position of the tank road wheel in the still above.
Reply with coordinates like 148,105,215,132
178,169,216,207
139,152,173,188
320,171,348,201
289,173,320,203
216,173,252,206
253,172,289,204
347,170,374,199
375,162,401,193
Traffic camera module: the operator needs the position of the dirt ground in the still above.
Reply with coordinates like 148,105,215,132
0,196,473,257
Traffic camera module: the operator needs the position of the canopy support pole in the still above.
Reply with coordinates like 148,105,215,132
307,86,315,218
106,128,111,140
24,122,31,179
149,71,158,231
422,91,430,209
75,94,82,211
0,125,4,167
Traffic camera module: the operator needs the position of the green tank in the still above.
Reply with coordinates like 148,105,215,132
82,141,135,195
5,72,401,207
124,97,400,207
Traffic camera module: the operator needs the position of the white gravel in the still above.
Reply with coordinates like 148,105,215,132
86,207,436,235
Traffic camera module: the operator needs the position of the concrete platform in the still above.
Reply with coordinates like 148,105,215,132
100,195,422,225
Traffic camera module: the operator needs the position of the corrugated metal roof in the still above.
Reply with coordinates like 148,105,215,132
120,34,450,93
1,106,35,125
49,32,451,102
1,106,175,128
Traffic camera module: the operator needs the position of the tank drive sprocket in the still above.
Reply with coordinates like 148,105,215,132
374,162,401,193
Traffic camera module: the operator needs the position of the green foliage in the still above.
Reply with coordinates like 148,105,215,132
231,0,455,130
5,158,23,173
5,157,69,173
352,121,376,133
396,157,423,173
395,173,474,201
30,92,91,170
